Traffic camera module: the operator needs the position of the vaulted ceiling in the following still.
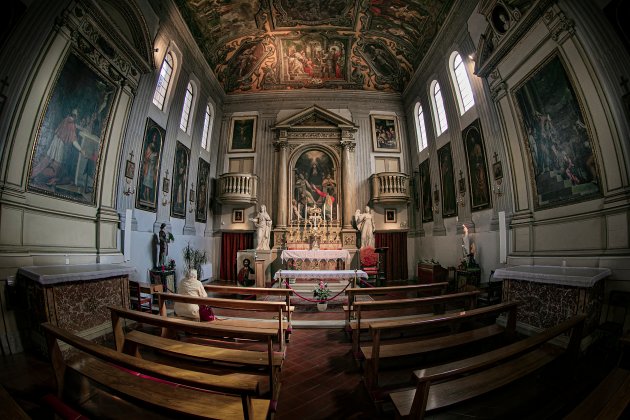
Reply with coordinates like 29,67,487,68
175,0,455,94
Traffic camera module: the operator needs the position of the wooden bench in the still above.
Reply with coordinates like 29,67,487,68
41,322,270,420
158,292,289,350
0,384,29,420
109,306,284,404
344,282,448,327
564,367,630,419
204,284,294,333
388,314,585,419
350,290,480,357
362,301,518,391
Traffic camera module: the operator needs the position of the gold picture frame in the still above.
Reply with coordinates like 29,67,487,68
228,116,257,153
371,115,400,152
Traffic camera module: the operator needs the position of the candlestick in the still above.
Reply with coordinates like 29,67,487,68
323,205,326,221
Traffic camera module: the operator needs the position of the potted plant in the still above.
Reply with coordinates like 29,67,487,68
313,281,331,311
182,243,208,279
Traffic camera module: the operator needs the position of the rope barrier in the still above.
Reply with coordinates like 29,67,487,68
284,279,353,303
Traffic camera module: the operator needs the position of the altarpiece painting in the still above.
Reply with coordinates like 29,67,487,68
28,51,115,204
171,142,190,218
438,143,457,218
462,119,491,211
136,118,165,212
513,53,600,209
419,159,433,223
292,149,338,222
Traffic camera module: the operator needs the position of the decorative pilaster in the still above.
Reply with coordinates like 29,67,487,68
274,136,289,228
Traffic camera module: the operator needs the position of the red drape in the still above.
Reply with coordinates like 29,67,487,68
220,232,254,282
375,231,408,282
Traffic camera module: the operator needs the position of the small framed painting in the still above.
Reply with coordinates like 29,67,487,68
371,115,400,152
124,159,135,180
162,176,170,193
228,116,257,152
493,161,504,181
232,209,244,223
385,208,397,223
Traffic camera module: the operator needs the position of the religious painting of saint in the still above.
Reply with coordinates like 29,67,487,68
228,116,257,152
438,143,457,218
136,118,165,212
293,149,338,222
462,119,491,211
28,51,115,205
419,159,433,223
371,115,400,152
513,53,600,210
171,142,190,218
361,42,400,79
195,158,210,223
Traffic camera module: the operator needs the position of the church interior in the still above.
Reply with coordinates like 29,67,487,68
1,0,630,418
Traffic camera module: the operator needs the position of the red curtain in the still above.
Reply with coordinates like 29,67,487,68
220,232,254,282
375,231,408,282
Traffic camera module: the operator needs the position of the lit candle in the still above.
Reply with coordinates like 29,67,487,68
305,204,308,219
323,205,326,221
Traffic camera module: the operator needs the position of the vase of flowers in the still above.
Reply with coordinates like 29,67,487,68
313,281,331,311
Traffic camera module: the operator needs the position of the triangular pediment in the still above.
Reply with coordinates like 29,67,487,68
273,105,357,131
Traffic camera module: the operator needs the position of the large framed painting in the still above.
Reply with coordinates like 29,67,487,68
513,53,600,209
27,51,115,204
136,118,165,212
195,158,210,223
228,116,257,152
419,159,433,223
438,143,457,218
371,115,400,152
293,148,338,222
462,119,491,211
171,142,190,218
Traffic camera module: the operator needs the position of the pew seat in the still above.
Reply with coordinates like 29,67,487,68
564,367,630,420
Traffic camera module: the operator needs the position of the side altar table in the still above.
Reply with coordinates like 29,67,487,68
492,265,611,339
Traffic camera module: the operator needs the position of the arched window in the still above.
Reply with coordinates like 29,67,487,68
201,103,213,151
432,80,448,135
450,52,475,115
415,102,428,152
179,81,194,132
152,52,174,110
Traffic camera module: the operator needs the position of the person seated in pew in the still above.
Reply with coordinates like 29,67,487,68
174,269,214,321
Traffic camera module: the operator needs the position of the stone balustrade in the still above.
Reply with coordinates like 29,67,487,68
217,173,258,204
370,172,410,203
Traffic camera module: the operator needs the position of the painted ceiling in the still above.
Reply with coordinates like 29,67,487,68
175,0,455,93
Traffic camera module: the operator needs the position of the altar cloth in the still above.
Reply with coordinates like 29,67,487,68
493,265,611,287
274,269,368,280
280,250,350,262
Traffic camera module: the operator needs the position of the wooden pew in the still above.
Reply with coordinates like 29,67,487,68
362,301,518,391
0,384,30,420
158,293,288,351
41,322,270,420
109,306,283,403
204,284,294,335
350,290,480,357
388,314,585,419
564,367,630,419
344,282,448,327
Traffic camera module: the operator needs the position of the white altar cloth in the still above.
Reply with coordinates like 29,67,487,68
281,250,350,262
18,264,137,285
274,269,368,280
492,265,611,287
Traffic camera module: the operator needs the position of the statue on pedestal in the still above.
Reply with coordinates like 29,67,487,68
355,205,375,249
251,205,272,250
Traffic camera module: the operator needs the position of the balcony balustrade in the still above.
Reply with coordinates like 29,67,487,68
217,173,258,204
370,172,410,204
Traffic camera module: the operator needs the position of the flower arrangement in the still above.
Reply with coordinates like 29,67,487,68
168,259,176,270
360,246,379,267
313,281,331,302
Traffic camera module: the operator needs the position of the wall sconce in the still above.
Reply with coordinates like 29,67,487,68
432,183,440,214
161,170,170,206
188,186,196,213
123,151,136,196
457,170,466,207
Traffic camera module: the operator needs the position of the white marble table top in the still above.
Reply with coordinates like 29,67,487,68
18,264,137,285
274,269,368,280
280,249,350,262
492,265,611,287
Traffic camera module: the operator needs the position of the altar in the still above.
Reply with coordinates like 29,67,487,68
274,269,368,288
493,265,611,338
281,249,350,271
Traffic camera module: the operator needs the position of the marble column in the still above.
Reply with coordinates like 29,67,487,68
274,137,289,229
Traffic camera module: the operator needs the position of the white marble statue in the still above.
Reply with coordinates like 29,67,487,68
355,205,375,249
251,204,272,250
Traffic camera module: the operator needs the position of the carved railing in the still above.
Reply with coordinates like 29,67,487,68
370,172,410,203
217,173,258,204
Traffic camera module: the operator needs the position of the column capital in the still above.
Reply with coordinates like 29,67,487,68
340,139,356,152
273,139,289,152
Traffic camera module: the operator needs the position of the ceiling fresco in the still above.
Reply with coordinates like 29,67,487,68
176,0,455,93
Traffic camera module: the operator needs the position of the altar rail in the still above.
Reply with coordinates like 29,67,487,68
370,172,410,203
217,172,258,204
